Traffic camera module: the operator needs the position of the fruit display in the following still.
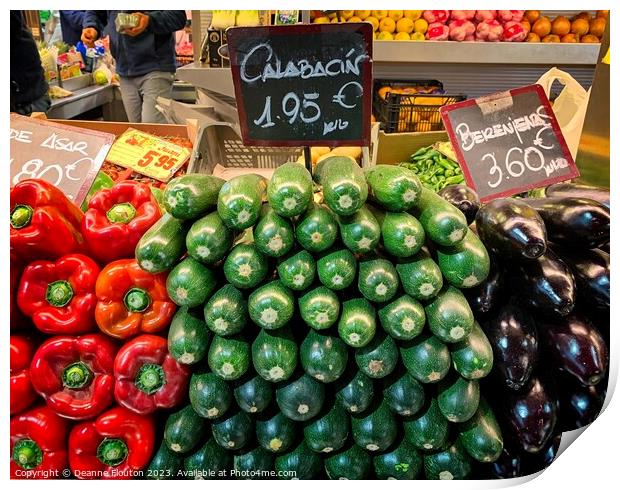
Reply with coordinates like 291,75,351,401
311,10,606,43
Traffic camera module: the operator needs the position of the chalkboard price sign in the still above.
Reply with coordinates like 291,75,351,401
228,23,373,147
10,115,114,204
440,84,580,202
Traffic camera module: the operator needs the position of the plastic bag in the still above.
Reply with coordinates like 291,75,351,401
536,68,590,159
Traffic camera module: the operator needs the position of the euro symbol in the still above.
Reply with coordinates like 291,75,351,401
332,81,363,109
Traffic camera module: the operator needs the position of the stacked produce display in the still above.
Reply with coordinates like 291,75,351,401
10,152,609,479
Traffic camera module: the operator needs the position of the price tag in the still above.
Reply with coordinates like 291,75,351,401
440,84,580,202
105,128,191,182
227,23,373,147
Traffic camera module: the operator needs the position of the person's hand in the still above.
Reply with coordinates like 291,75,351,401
81,27,98,47
124,12,149,37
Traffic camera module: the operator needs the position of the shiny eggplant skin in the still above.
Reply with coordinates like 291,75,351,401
522,433,561,475
539,313,608,386
475,199,547,260
465,258,504,316
558,375,604,431
556,248,609,310
483,302,538,391
437,185,480,225
522,197,610,249
504,375,558,454
487,443,523,479
545,182,609,210
517,249,576,317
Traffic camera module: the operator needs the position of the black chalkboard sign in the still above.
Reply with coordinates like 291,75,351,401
440,85,579,202
228,23,373,147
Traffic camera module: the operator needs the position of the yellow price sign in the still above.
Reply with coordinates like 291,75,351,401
105,128,191,182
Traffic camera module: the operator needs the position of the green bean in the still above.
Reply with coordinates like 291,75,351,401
444,175,465,185
444,169,454,177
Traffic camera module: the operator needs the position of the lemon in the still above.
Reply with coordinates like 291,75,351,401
340,10,354,20
388,10,404,21
372,10,388,20
365,16,379,31
376,31,394,40
396,17,414,33
395,31,411,40
379,17,396,33
314,16,329,24
348,16,362,23
404,10,423,20
410,32,426,41
355,10,371,20
414,18,429,34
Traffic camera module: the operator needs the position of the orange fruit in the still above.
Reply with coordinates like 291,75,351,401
348,16,362,23
365,16,379,31
396,17,414,34
314,17,329,24
590,17,606,38
355,10,371,20
581,34,600,43
414,18,428,34
404,10,423,21
532,17,551,37
552,16,571,36
526,32,541,42
340,10,354,20
372,10,388,20
561,33,580,43
542,34,561,43
525,10,540,23
597,10,609,19
573,12,591,21
521,20,531,35
571,18,589,36
388,10,404,21
379,17,396,33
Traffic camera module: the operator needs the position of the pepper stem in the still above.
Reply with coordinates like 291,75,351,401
12,439,43,470
107,203,137,224
10,205,33,229
62,362,92,389
135,363,166,394
123,288,151,312
96,438,128,467
46,280,74,307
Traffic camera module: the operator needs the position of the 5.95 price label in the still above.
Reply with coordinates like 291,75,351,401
106,129,191,183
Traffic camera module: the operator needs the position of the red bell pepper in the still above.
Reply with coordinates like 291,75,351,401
11,253,30,330
95,259,176,339
10,336,38,415
11,406,69,479
10,179,84,261
17,254,100,335
30,334,118,420
69,406,155,479
114,334,189,415
82,182,162,264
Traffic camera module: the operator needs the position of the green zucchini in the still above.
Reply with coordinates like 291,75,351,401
211,409,254,450
357,258,400,303
351,400,398,452
274,441,323,480
324,445,372,480
168,307,211,365
189,370,232,419
147,440,184,479
252,328,298,382
437,374,480,423
400,333,451,384
303,402,350,454
166,257,217,307
223,243,268,289
316,248,357,291
295,204,338,253
437,229,490,288
412,187,468,246
335,369,374,415
248,280,295,330
164,174,225,220
425,285,474,343
267,162,313,218
450,321,494,380
254,205,295,258
378,295,425,341
354,332,399,379
403,397,449,452
381,211,425,258
256,411,297,454
233,374,273,414
183,438,232,479
383,370,425,417
365,164,422,211
314,156,368,216
276,374,325,422
396,250,444,301
136,213,189,273
457,398,503,463
233,447,275,479
300,329,348,383
204,284,247,336
298,286,340,330
423,441,472,480
164,405,208,454
338,298,376,348
186,211,234,265
276,250,316,291
337,205,381,254
217,174,267,230
208,334,251,381
373,439,423,480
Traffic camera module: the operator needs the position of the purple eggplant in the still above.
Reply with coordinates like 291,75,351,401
558,374,604,431
465,257,504,316
517,249,576,317
521,197,609,250
438,185,480,225
539,313,608,386
545,182,609,210
556,248,609,310
488,442,523,479
504,375,558,454
476,199,547,261
522,433,562,475
483,301,538,391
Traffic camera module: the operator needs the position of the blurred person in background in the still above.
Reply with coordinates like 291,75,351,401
60,11,86,46
81,10,186,123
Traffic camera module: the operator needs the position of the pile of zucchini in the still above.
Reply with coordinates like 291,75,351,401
138,157,503,480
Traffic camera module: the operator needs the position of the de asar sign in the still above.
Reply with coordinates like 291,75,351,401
227,23,373,147
440,85,580,202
